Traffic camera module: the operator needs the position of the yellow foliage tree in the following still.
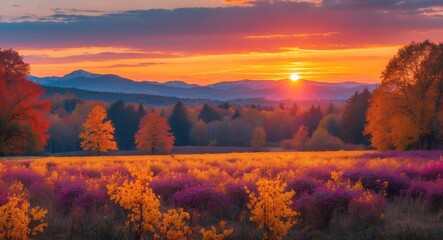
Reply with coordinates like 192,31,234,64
251,127,266,149
0,182,47,240
79,105,118,154
135,112,175,154
107,167,161,240
200,221,234,240
245,179,298,240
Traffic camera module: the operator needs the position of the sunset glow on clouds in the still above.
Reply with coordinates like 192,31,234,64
1,0,443,84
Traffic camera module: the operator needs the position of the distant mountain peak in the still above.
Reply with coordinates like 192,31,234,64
63,70,102,80
31,69,377,100
163,80,199,89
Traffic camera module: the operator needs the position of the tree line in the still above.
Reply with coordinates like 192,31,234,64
1,40,443,155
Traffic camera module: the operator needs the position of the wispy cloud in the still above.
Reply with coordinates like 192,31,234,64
105,62,165,68
2,0,443,83
244,32,338,39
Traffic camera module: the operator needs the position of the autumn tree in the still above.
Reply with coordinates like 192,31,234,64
245,179,299,240
168,101,191,146
189,120,207,146
135,112,175,154
298,105,323,136
293,125,309,149
264,109,293,141
206,121,228,146
199,104,221,123
308,126,344,151
319,114,341,137
79,105,118,154
251,127,266,148
227,118,253,146
365,41,443,150
231,109,241,120
341,89,371,145
0,49,50,155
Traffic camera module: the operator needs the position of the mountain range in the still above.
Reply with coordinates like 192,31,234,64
29,70,377,101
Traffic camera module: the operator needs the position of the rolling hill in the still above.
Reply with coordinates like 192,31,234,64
30,70,377,101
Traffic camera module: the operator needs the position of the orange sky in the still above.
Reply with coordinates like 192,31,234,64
21,45,400,83
2,0,443,84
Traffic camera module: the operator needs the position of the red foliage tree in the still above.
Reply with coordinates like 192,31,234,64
0,49,50,154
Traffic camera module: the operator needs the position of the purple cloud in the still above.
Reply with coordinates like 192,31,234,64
0,1,442,54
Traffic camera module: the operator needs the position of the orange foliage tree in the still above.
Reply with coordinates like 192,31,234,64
79,105,118,153
251,127,266,148
246,178,299,240
365,41,443,150
135,112,175,154
0,49,50,155
293,125,309,149
0,182,47,240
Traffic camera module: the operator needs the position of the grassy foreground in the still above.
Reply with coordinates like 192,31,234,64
1,151,443,239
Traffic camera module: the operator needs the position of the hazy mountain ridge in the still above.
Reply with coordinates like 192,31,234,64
29,70,377,100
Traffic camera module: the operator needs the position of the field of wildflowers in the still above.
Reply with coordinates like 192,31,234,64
1,151,443,239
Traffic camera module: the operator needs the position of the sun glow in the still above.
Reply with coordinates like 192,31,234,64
290,73,300,82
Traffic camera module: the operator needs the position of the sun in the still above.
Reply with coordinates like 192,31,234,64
290,73,300,82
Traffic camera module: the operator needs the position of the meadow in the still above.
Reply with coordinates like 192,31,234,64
1,151,443,240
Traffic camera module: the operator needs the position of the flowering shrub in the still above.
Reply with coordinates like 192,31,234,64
344,169,410,198
348,191,387,226
295,185,353,228
155,208,191,240
107,167,162,240
150,173,202,204
200,221,233,240
174,184,228,217
420,161,443,180
0,182,47,240
286,176,320,197
54,176,107,213
404,180,443,211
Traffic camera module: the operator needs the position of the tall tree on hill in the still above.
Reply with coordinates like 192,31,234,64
135,112,175,154
231,109,241,120
0,49,50,155
366,41,443,150
290,103,299,116
79,105,118,154
107,100,140,150
341,89,371,145
137,103,146,119
198,104,221,123
168,101,191,146
326,103,339,115
218,102,230,109
251,127,266,148
300,106,323,136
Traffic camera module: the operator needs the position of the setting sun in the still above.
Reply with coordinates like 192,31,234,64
290,73,300,82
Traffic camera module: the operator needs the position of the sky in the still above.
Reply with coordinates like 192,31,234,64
1,0,443,84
